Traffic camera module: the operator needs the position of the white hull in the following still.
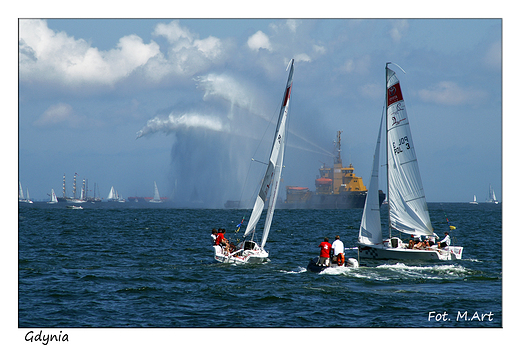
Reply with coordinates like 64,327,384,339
358,240,463,261
68,199,86,204
213,241,269,264
66,205,83,210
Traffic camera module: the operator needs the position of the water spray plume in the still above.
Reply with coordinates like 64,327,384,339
136,112,228,139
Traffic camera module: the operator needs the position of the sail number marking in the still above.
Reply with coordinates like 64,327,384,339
392,136,410,155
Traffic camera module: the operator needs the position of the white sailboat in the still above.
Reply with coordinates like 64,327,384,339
19,183,33,203
470,195,478,205
107,186,118,202
486,184,498,204
213,59,294,264
149,181,163,203
357,63,463,261
25,188,33,204
48,189,58,204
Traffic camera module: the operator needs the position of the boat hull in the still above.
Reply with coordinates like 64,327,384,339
306,256,359,272
358,243,463,261
213,243,269,264
282,190,385,209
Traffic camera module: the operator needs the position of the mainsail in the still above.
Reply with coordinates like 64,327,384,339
151,181,162,202
107,186,116,200
386,66,433,236
51,189,58,203
243,59,294,248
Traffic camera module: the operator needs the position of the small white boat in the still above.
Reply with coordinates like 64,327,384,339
357,63,463,261
213,59,295,264
470,195,478,204
66,205,83,210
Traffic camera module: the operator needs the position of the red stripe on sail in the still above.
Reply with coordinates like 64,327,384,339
283,85,292,106
387,82,403,106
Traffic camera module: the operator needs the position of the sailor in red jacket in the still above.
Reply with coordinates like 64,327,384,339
318,237,331,266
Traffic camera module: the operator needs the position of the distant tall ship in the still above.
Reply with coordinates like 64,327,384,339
57,173,101,203
282,131,385,209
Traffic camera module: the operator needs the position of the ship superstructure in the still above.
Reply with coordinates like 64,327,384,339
284,131,385,209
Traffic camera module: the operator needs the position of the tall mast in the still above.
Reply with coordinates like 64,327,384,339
334,130,342,165
62,173,66,198
385,63,391,239
73,173,77,199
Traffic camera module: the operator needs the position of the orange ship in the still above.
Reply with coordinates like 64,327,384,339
284,131,385,209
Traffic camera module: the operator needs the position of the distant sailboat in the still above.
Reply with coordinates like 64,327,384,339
25,188,33,204
149,181,163,203
48,189,58,204
19,182,33,203
19,182,25,202
486,184,499,204
470,195,478,205
107,186,125,202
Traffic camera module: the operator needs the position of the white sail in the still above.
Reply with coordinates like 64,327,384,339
26,189,33,203
359,115,384,245
150,181,163,203
487,184,498,203
107,186,116,200
48,189,58,204
19,182,25,201
243,59,294,248
386,67,433,237
261,127,286,248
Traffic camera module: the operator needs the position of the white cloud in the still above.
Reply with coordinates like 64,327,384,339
313,45,326,54
19,19,161,87
194,36,222,59
294,53,311,63
34,103,82,127
339,55,371,74
153,21,193,44
286,19,300,33
418,81,487,106
247,31,272,52
19,19,227,89
153,20,223,60
390,20,409,43
483,40,501,68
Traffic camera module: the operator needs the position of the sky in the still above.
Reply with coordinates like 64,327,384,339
17,18,502,206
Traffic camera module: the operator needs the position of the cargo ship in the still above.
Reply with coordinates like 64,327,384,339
282,131,385,209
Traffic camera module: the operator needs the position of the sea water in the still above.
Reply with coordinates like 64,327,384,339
19,203,501,330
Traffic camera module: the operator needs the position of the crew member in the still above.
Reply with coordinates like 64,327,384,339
438,232,451,249
318,237,331,266
331,235,345,266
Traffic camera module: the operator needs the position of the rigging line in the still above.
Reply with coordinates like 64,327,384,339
251,158,268,165
237,97,281,213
